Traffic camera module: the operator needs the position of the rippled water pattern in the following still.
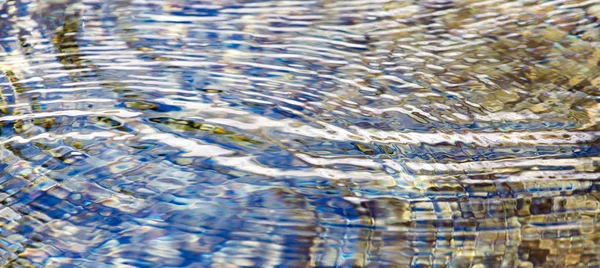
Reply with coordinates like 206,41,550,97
0,0,600,267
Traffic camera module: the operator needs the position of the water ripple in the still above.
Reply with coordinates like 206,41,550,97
0,0,599,267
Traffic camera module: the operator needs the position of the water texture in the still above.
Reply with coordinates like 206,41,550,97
0,0,599,267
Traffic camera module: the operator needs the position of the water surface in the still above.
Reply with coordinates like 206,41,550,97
1,0,600,267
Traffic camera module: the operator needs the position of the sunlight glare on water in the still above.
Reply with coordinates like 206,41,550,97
0,0,599,267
